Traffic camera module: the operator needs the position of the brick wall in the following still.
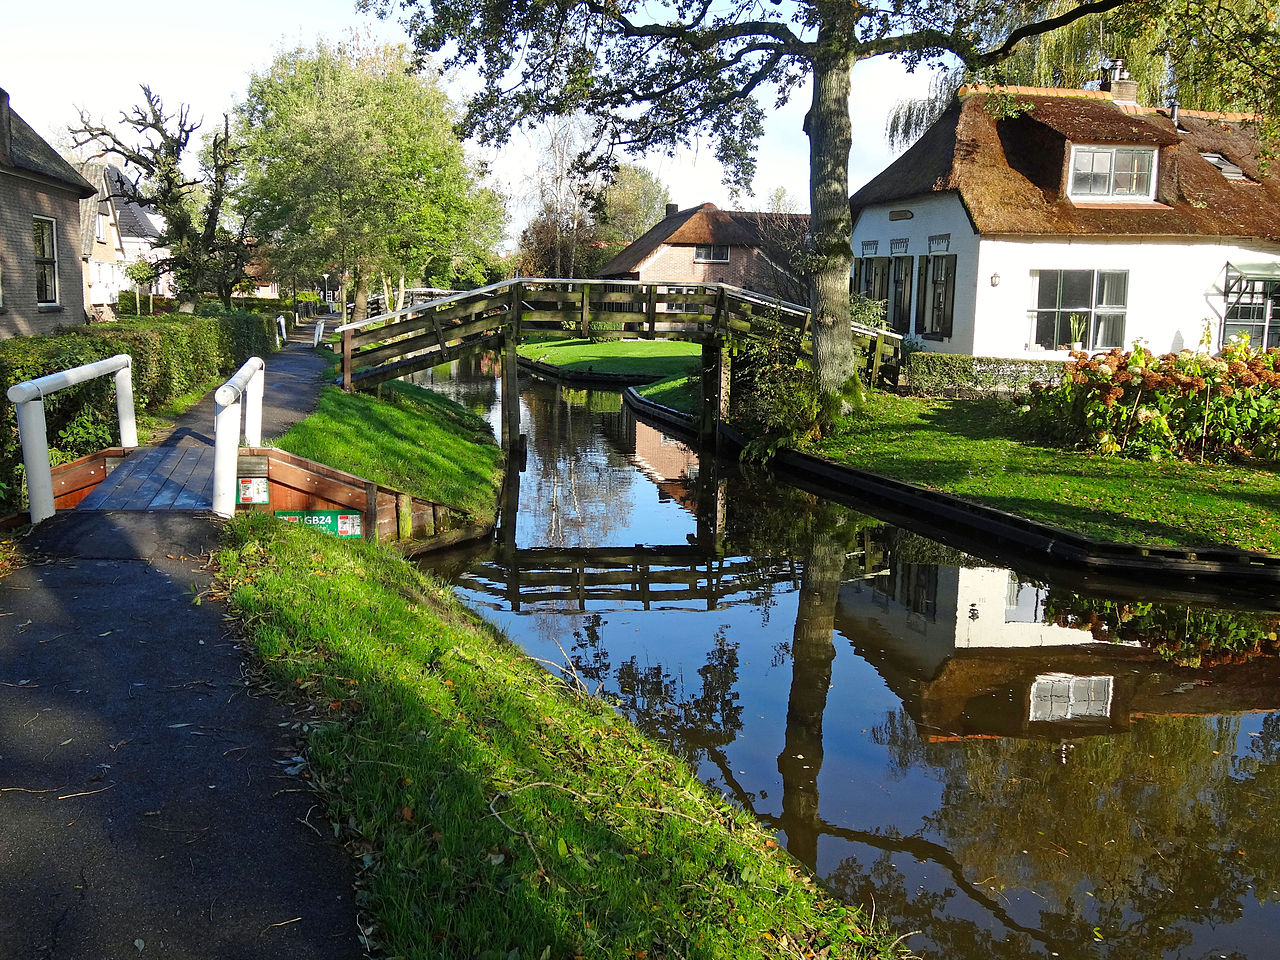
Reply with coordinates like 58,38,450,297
637,244,797,299
0,173,87,337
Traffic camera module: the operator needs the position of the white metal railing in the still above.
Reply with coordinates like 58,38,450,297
275,315,288,347
312,318,326,346
211,357,265,519
7,354,138,524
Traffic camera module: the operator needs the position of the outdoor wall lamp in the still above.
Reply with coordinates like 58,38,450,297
990,272,1001,287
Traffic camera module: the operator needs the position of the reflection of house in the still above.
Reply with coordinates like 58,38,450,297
849,68,1280,357
597,202,809,302
838,563,1280,740
76,162,126,315
0,87,96,337
601,401,701,511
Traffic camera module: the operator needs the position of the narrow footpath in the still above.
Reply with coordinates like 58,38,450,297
0,318,361,959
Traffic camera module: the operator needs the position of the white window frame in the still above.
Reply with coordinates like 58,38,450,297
33,216,59,306
1068,144,1158,202
1030,673,1113,722
96,212,108,242
1029,269,1128,351
694,244,729,263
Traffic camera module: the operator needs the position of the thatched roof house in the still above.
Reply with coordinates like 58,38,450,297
849,74,1280,358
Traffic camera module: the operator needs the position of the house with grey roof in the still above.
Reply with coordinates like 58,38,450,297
75,161,127,317
849,69,1280,358
104,163,176,298
0,87,96,337
598,202,810,304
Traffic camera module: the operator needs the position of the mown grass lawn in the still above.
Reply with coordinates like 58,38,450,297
518,337,701,379
217,513,908,960
809,392,1280,553
271,380,504,523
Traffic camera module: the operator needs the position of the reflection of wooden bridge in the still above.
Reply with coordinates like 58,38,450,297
459,544,802,612
338,278,903,445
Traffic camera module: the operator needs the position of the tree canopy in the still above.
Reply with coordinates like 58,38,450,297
71,87,253,311
237,40,506,322
369,0,1280,410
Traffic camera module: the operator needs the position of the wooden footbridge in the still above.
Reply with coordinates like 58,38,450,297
337,278,903,445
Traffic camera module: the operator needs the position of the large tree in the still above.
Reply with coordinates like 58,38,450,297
238,40,506,323
71,87,253,311
364,0,1274,406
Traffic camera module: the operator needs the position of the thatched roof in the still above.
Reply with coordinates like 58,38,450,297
597,202,809,277
849,85,1280,241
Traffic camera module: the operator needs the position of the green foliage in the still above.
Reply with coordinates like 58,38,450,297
905,352,1068,397
1043,590,1280,667
0,313,279,512
729,314,821,460
117,291,178,316
1025,341,1280,461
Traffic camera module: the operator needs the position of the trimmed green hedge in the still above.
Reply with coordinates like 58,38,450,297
117,291,295,316
904,352,1066,397
1,312,280,510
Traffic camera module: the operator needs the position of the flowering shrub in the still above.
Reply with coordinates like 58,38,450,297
1025,339,1280,461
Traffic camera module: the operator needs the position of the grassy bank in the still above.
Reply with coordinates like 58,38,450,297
518,337,701,379
635,374,700,414
809,393,1280,553
217,514,907,959
272,381,504,523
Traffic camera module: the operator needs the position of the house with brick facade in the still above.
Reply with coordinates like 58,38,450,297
848,70,1280,359
0,87,96,338
597,202,809,303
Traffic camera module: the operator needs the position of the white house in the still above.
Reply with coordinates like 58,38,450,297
848,71,1280,358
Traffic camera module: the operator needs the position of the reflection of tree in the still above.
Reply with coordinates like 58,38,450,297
828,711,1280,958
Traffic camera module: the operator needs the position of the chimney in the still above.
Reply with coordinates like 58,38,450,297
665,202,678,217
1101,58,1139,106
0,88,11,168
1169,99,1181,128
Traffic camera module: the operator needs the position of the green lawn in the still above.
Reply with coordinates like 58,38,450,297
518,337,701,379
217,514,907,959
809,392,1280,553
635,374,700,414
271,381,504,523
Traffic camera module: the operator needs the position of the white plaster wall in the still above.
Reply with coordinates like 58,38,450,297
952,568,1096,649
973,235,1280,358
850,193,980,352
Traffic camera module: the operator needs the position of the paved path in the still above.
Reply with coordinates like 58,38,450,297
0,318,361,958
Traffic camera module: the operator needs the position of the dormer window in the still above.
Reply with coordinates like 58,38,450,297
1201,152,1250,181
1069,145,1157,201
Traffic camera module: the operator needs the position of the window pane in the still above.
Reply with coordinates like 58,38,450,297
1034,270,1059,309
1114,150,1152,196
1095,312,1126,349
1035,311,1058,349
1073,149,1112,195
36,264,55,303
1096,271,1128,307
1060,270,1093,308
34,219,54,259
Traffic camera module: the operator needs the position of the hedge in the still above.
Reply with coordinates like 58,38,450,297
904,352,1067,397
1,312,280,511
117,291,297,317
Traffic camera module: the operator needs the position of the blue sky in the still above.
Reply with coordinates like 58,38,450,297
1,0,929,235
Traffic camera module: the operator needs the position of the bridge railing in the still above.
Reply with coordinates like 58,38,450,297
211,356,265,519
7,354,138,524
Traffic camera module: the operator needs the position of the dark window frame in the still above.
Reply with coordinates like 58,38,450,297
923,254,955,340
33,216,59,306
693,244,730,263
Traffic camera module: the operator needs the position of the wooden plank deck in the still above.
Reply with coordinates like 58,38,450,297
76,446,215,512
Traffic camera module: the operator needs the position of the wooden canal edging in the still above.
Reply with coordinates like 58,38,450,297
621,387,1280,596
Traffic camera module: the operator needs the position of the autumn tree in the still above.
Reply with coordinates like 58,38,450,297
238,41,506,323
364,0,1264,410
71,87,253,311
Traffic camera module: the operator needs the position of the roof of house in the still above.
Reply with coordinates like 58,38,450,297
105,164,165,241
4,100,96,198
597,202,809,277
849,85,1280,241
76,162,113,258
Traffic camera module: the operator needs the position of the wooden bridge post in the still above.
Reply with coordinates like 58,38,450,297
698,338,731,450
871,331,885,386
501,283,523,449
341,327,353,392
579,282,590,338
645,284,657,339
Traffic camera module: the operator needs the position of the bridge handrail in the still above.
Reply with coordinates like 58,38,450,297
7,354,138,524
211,357,265,519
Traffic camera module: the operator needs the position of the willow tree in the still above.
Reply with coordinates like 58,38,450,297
366,0,1186,408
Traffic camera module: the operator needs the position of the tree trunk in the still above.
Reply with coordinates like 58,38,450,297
353,271,370,326
396,273,406,312
806,35,861,409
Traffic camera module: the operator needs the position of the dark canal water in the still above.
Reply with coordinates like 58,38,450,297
418,357,1280,960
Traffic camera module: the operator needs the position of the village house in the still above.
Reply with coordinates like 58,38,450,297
104,163,177,299
848,66,1280,358
0,87,96,337
76,161,127,318
597,202,809,303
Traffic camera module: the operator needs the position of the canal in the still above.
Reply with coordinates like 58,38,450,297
419,357,1280,960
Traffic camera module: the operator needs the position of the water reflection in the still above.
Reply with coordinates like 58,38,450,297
420,361,1280,959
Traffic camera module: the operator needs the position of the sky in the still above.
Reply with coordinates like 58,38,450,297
1,1,934,239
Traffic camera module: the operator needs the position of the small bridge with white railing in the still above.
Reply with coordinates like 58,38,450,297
336,278,903,448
